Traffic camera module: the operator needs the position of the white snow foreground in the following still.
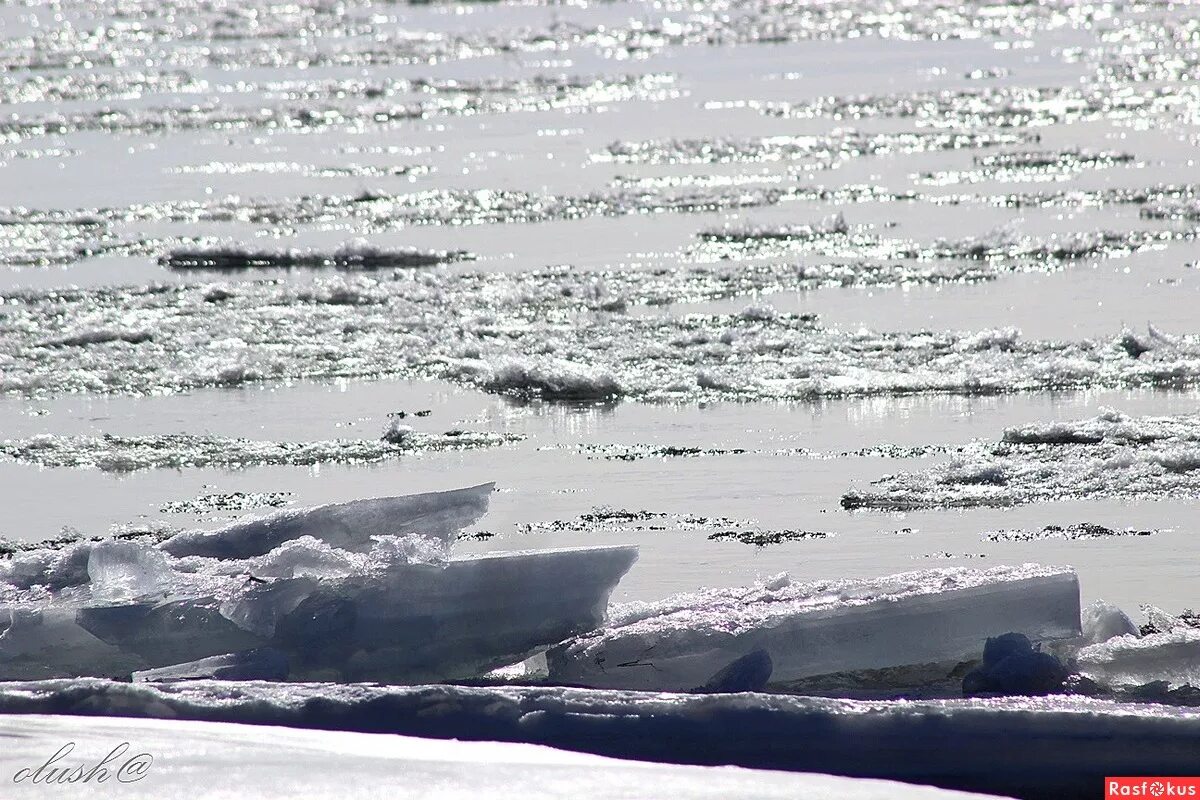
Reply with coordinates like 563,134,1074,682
0,714,1001,800
2,681,1199,798
0,484,638,682
548,565,1081,691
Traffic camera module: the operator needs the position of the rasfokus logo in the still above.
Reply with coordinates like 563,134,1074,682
1107,778,1200,798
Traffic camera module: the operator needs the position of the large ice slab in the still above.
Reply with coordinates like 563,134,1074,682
160,482,495,558
548,565,1081,691
0,714,1000,800
1,680,1197,799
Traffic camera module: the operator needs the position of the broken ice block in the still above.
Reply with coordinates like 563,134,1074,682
160,482,494,559
1076,628,1200,689
548,565,1081,692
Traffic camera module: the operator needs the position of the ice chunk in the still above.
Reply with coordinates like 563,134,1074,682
132,648,289,683
160,483,494,559
548,565,1081,691
1079,600,1139,646
87,540,175,602
483,357,622,401
1076,628,1200,689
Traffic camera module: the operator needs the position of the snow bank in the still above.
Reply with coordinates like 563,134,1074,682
0,714,1001,800
548,565,1080,691
1,680,1196,799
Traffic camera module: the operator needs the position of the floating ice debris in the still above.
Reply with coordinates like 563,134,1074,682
35,328,153,348
1,681,1197,799
601,131,1036,166
843,409,1200,509
482,357,622,401
962,633,1069,697
984,524,1159,542
698,212,849,242
920,149,1136,186
517,508,752,535
6,274,1200,400
1140,198,1200,221
1076,629,1200,690
160,491,294,515
547,565,1081,692
161,483,495,558
706,529,830,546
162,244,472,271
0,431,519,471
0,714,1004,800
1,74,676,143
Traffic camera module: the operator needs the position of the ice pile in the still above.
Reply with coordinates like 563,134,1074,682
843,409,1200,509
0,483,639,682
548,565,1081,692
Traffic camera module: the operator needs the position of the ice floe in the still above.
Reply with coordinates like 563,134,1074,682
0,430,520,471
162,243,472,272
843,409,1200,509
